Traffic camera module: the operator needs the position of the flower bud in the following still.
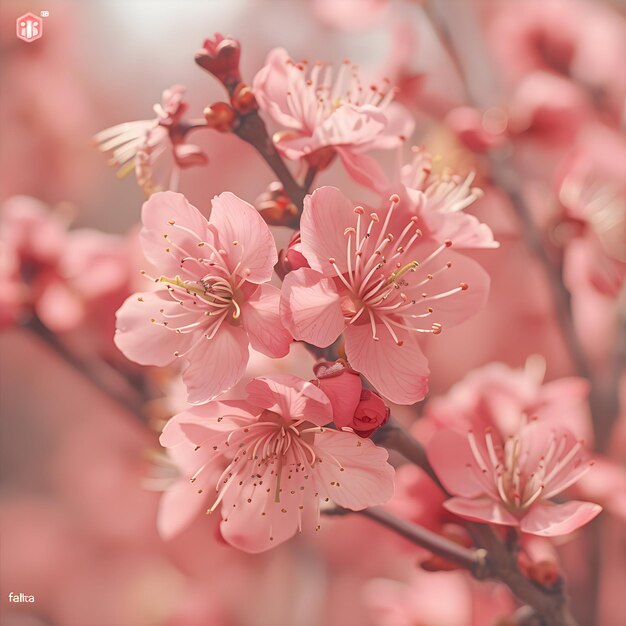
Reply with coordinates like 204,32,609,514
256,182,299,229
420,524,473,572
352,389,390,438
195,34,242,89
203,102,237,132
313,360,389,438
526,560,561,589
276,232,309,280
231,83,258,115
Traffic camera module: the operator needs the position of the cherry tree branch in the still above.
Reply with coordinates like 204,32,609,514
24,315,149,421
234,110,307,222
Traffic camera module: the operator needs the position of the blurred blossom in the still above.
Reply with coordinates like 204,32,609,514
0,195,131,335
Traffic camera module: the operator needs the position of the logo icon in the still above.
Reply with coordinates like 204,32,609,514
16,13,43,43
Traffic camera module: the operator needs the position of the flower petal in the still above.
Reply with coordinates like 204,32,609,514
219,466,318,553
336,147,390,193
280,267,344,347
241,284,292,358
444,497,519,527
209,192,277,283
427,429,489,498
183,324,249,404
160,401,258,448
300,186,356,275
344,324,429,405
403,243,491,328
158,473,212,540
314,429,395,509
140,191,212,276
114,291,194,366
245,375,333,426
520,501,602,537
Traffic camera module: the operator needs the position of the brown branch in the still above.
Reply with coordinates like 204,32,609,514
24,315,148,421
234,111,307,222
359,507,489,577
372,418,444,490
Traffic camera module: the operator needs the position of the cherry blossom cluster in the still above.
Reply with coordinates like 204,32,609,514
85,34,604,558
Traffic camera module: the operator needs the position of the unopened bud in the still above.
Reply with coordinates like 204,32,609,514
231,83,258,115
195,34,242,89
203,102,237,132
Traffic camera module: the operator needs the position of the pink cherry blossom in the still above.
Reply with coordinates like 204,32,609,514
94,85,208,195
398,148,499,250
114,191,292,404
423,359,592,442
428,420,602,536
280,186,491,404
253,48,414,191
158,375,395,552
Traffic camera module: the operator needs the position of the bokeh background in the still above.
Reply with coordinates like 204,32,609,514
1,1,625,625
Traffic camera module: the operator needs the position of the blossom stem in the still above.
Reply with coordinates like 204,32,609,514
372,418,444,490
233,111,307,221
23,315,149,421
358,507,489,577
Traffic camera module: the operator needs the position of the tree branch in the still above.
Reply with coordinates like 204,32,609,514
234,111,307,221
24,315,149,421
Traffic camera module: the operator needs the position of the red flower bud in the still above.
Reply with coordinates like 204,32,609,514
352,389,390,438
203,102,237,133
276,231,309,279
313,360,389,438
195,34,242,89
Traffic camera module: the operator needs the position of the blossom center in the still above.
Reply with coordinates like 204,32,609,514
327,195,468,344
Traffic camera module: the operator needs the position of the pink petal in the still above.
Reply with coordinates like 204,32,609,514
314,429,395,509
158,472,213,539
335,147,390,193
422,210,499,250
241,284,292,358
140,191,212,276
427,429,490,498
316,372,362,429
444,497,519,527
252,48,302,130
245,375,333,426
369,101,415,150
520,501,602,537
344,324,429,405
219,469,318,553
209,192,277,283
160,401,258,448
403,243,491,328
300,187,356,275
114,291,194,366
280,267,344,347
183,324,249,404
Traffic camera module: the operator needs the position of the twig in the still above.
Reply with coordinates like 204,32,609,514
372,418,444,490
24,315,148,420
234,111,307,220
359,507,489,577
